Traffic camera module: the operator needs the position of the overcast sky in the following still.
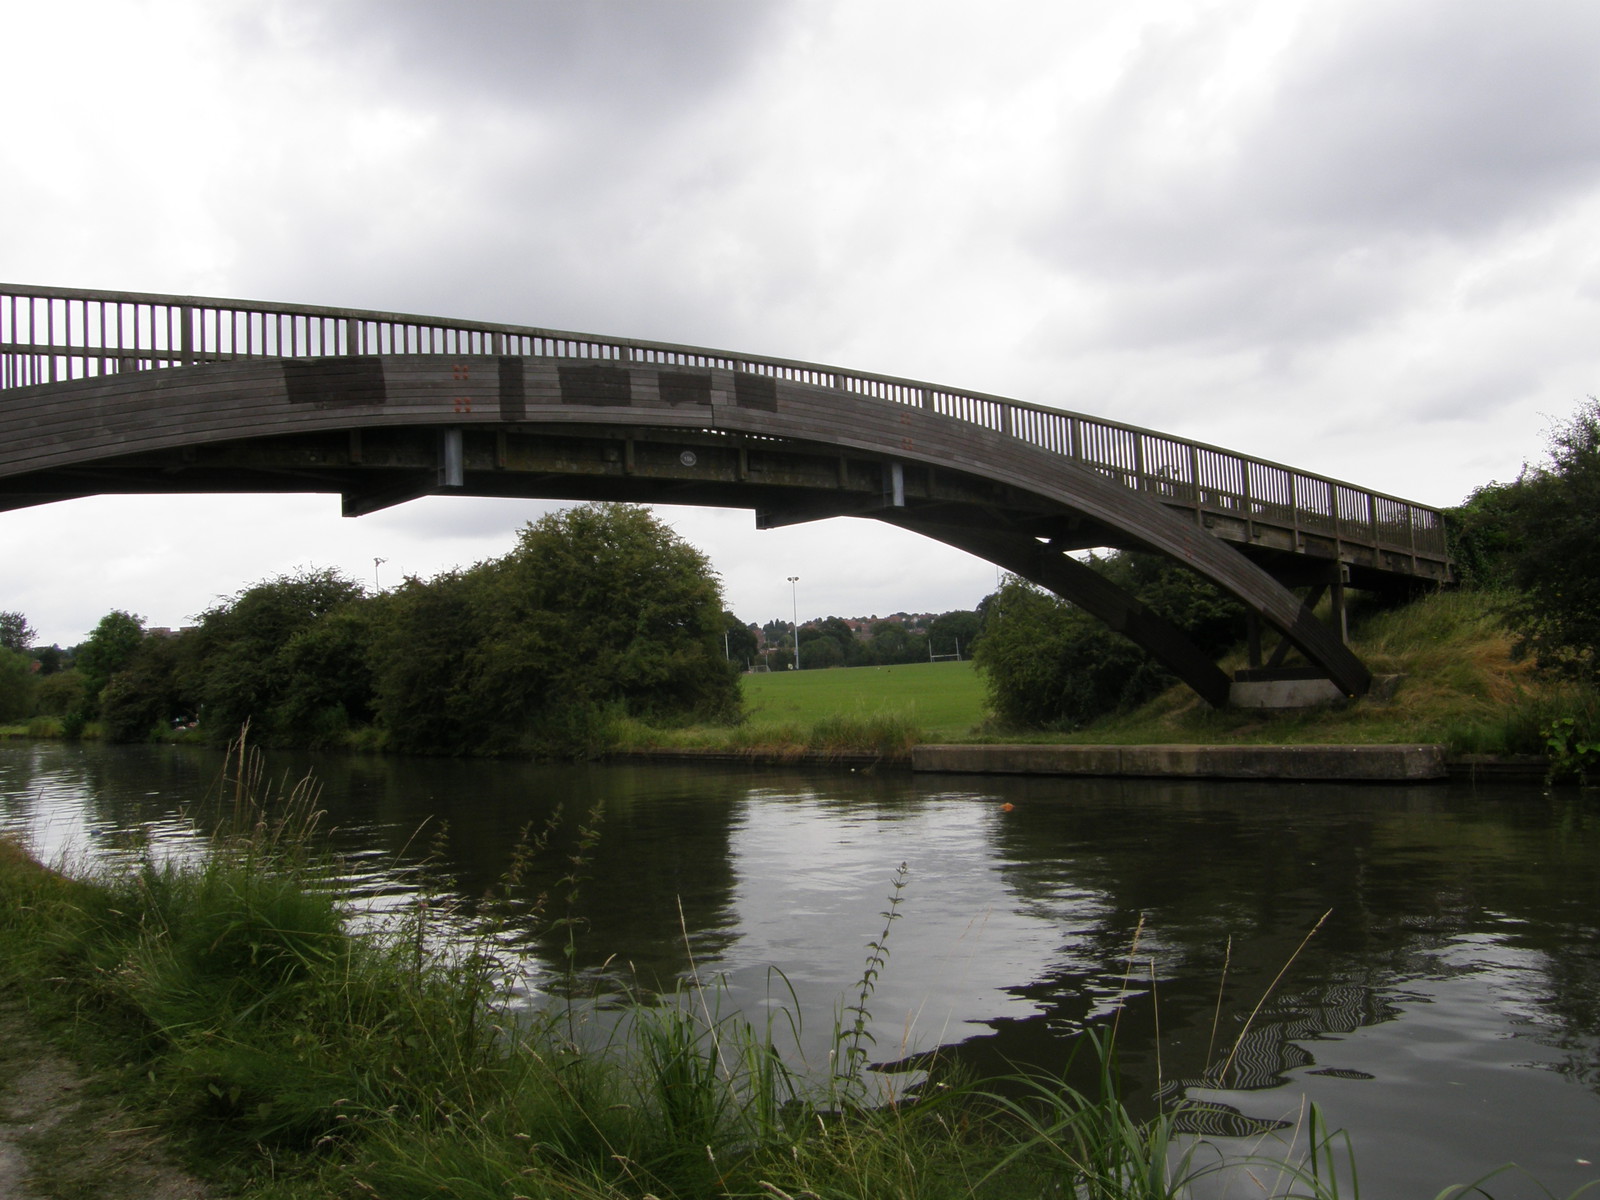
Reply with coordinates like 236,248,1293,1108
5,0,1598,647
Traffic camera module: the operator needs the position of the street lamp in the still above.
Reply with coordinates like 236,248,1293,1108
373,557,387,593
787,575,800,671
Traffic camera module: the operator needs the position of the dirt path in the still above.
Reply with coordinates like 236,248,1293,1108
0,997,213,1200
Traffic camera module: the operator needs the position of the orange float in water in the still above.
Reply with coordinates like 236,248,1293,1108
1000,802,1015,812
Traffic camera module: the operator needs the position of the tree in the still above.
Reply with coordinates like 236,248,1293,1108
370,504,739,756
0,647,35,723
1499,398,1600,681
273,606,378,743
189,568,367,741
798,631,845,669
721,612,759,669
799,617,861,668
866,620,918,665
367,568,492,754
74,610,145,699
1097,553,1244,660
33,670,87,719
32,645,66,676
973,554,1246,730
99,633,194,742
928,610,981,659
974,579,1164,729
0,611,35,653
1445,481,1523,591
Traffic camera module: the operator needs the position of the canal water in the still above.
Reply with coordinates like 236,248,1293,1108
1,740,1597,1197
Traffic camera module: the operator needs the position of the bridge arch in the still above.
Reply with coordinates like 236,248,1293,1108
1,285,1452,706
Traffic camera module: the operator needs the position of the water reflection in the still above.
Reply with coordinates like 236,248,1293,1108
1,742,1597,1197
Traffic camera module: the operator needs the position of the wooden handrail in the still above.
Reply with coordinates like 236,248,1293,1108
0,282,1448,560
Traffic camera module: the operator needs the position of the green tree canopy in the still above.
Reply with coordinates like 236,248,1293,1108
798,632,845,669
0,647,36,723
721,613,759,668
973,579,1164,729
1498,398,1600,681
928,610,980,658
0,611,36,653
99,633,194,743
31,645,66,676
32,669,87,720
974,554,1245,730
866,620,919,665
74,610,145,697
367,568,490,754
799,617,862,668
370,503,739,756
190,568,367,742
1444,481,1523,591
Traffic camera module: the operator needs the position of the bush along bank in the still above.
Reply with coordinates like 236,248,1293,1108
0,747,1591,1200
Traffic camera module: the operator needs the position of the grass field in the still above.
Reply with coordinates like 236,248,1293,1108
683,590,1587,759
742,660,988,739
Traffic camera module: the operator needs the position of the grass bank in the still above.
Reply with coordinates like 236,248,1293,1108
621,592,1600,775
613,660,985,759
10,746,1572,1200
1063,590,1599,761
9,592,1595,776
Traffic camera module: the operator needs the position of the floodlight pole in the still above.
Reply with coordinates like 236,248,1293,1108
787,576,800,671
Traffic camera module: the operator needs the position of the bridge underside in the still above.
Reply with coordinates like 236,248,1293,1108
1,416,1428,706
0,313,1465,709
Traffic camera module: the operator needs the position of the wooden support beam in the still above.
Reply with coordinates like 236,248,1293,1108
341,473,435,517
889,517,1234,708
1330,566,1349,644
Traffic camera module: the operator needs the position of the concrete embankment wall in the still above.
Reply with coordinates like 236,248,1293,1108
910,743,1450,782
620,745,1545,782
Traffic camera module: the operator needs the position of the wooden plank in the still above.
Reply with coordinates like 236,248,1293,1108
1,350,1414,696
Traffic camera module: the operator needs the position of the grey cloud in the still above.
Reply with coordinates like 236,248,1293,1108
1025,1,1600,362
1403,353,1581,427
1087,243,1412,355
1044,0,1600,268
241,0,796,127
1242,0,1600,239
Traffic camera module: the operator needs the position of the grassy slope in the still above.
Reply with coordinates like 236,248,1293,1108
1051,588,1559,749
624,590,1583,755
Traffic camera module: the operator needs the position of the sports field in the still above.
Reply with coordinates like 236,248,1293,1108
741,660,987,739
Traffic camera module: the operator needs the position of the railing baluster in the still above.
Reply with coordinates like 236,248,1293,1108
0,282,1446,577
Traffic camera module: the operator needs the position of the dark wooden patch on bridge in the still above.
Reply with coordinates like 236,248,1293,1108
658,370,712,407
498,356,526,421
559,364,631,406
735,372,777,411
285,357,386,408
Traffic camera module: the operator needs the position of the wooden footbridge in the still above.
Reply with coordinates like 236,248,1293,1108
1,284,1451,706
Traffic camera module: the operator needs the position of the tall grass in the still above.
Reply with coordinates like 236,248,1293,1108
0,743,1592,1199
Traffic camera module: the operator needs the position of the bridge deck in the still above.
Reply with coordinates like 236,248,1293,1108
0,283,1449,583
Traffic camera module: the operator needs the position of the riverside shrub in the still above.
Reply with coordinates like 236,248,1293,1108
369,503,740,756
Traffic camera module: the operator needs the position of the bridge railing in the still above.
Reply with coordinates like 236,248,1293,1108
0,283,1447,563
